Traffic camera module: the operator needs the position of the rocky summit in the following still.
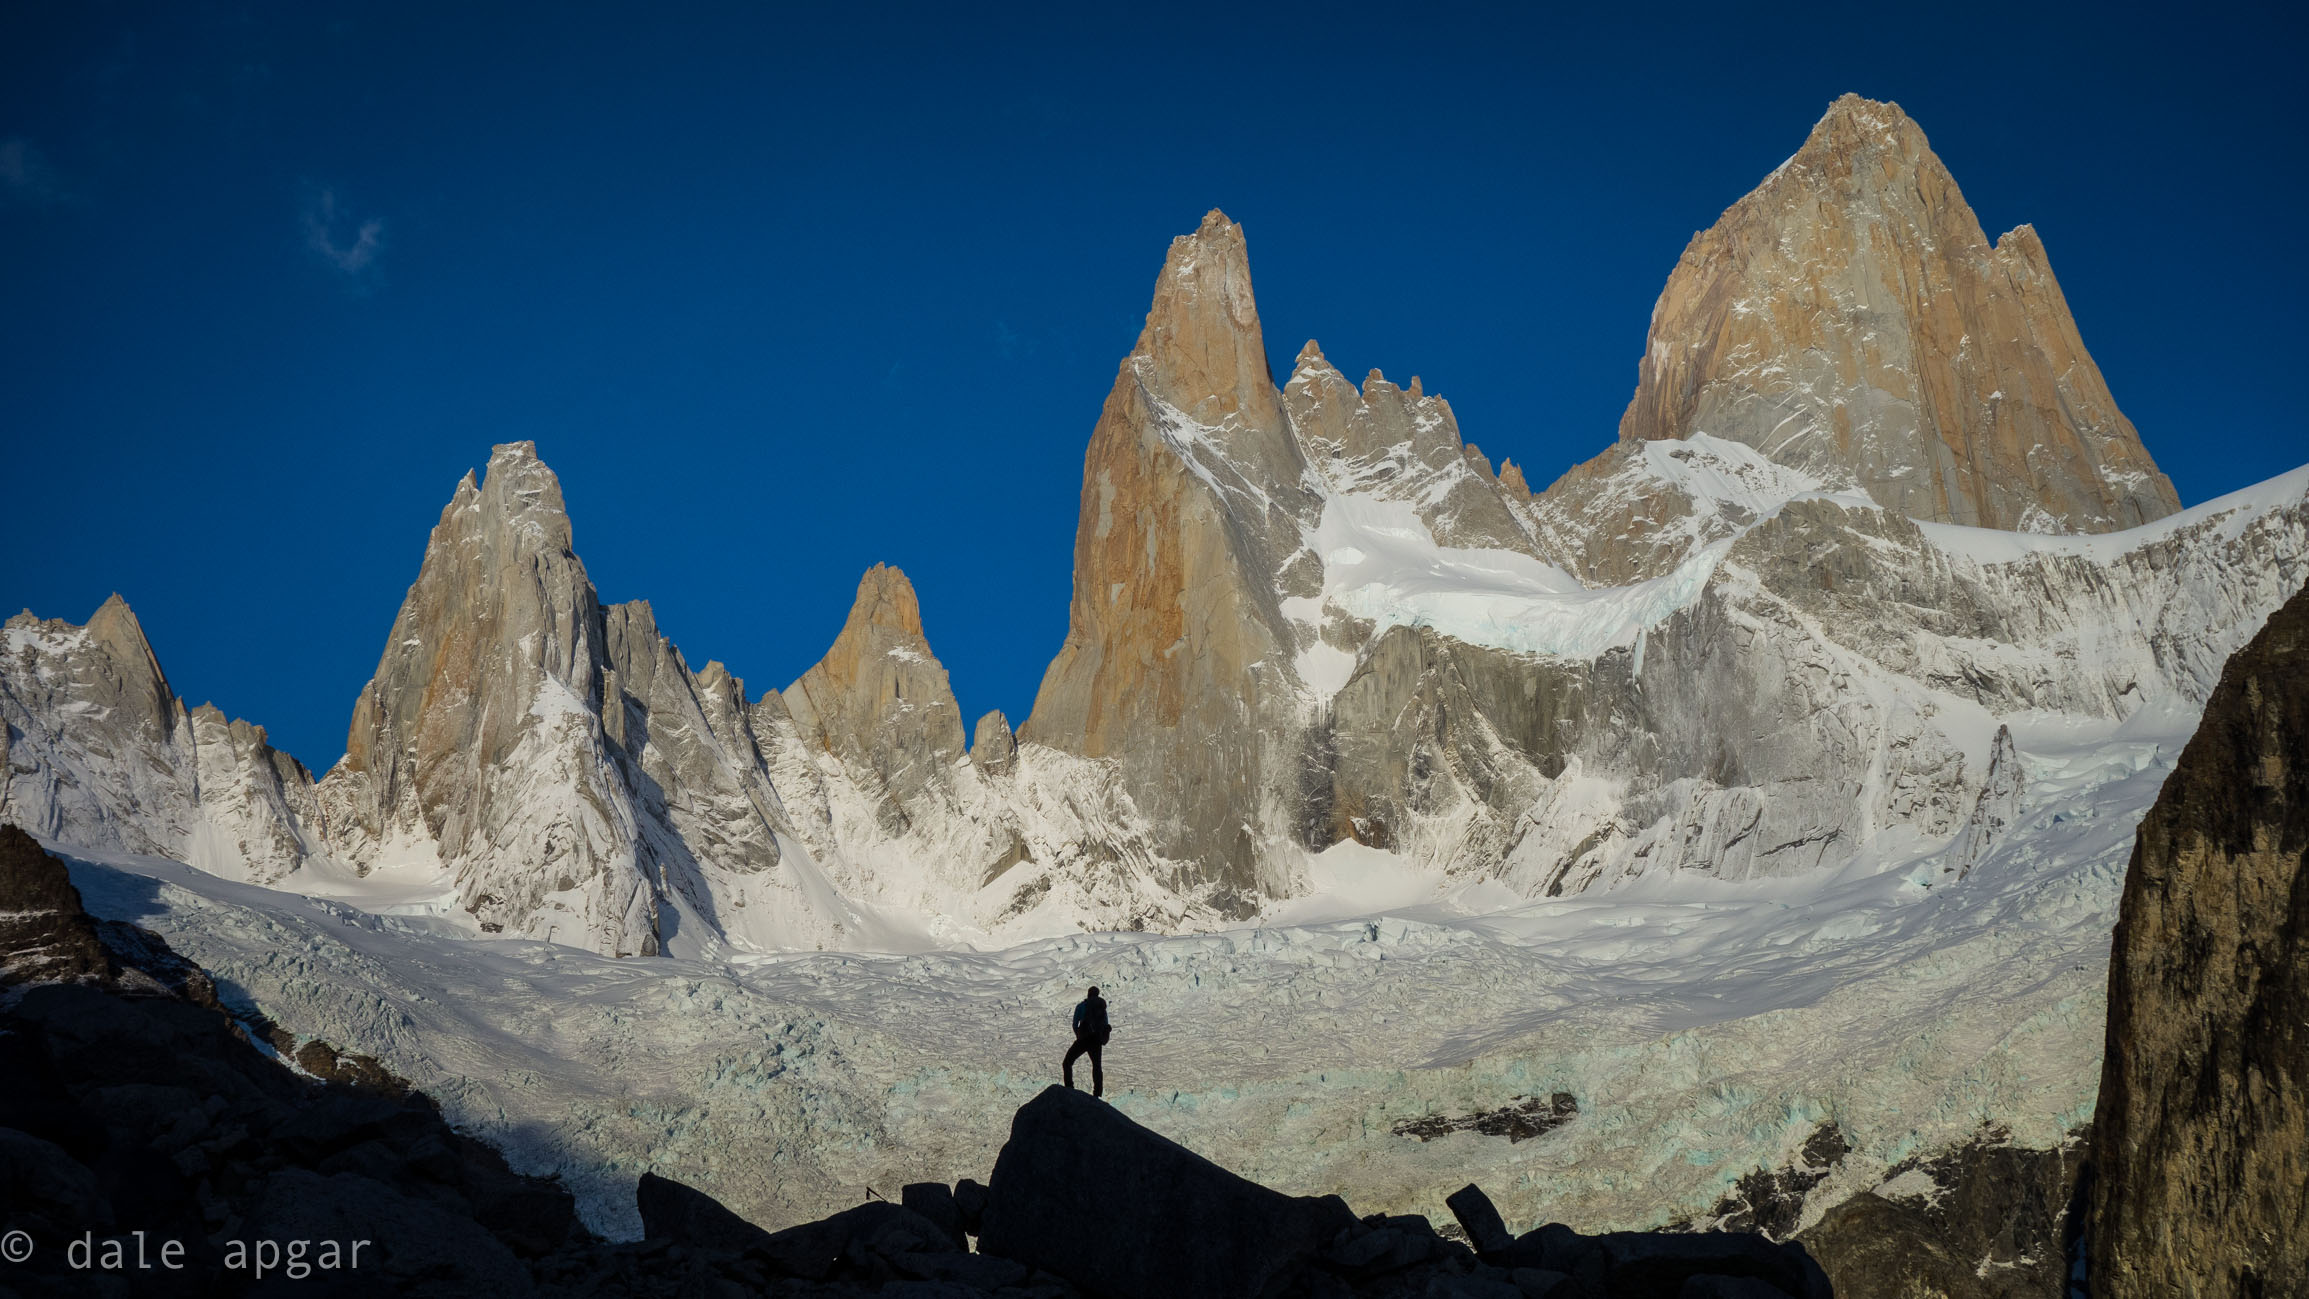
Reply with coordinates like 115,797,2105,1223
1611,93,2177,537
0,597,324,885
1021,208,1323,911
313,441,882,958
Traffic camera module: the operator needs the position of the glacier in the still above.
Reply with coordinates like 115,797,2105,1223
53,679,2158,1244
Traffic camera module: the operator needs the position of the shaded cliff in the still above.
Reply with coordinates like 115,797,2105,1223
2089,581,2309,1294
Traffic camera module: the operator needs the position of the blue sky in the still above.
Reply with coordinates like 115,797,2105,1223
4,2,2304,769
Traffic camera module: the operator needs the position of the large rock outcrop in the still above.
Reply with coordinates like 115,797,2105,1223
1606,93,2178,538
2088,582,2309,1295
783,564,967,833
1021,209,1322,911
0,823,115,987
0,597,325,884
316,442,864,957
317,442,655,949
1795,1127,2088,1299
979,1085,1357,1299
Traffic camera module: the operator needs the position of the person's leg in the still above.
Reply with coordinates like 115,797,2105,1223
1089,1043,1103,1098
1063,1038,1085,1089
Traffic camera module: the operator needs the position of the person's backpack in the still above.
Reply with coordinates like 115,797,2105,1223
1083,997,1111,1044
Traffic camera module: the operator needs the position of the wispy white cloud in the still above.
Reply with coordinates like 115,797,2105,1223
302,187,385,276
0,137,67,204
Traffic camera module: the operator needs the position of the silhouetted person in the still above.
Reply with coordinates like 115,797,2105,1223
1063,985,1110,1097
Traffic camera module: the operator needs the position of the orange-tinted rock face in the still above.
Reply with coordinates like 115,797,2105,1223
1022,211,1318,905
785,563,966,817
1617,94,2178,534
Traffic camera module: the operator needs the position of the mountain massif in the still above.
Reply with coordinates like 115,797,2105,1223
4,96,2305,962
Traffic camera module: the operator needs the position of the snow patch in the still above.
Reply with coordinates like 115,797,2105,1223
1313,494,1728,661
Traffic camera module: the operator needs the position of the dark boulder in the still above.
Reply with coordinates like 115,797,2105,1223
1508,1267,1572,1297
1447,1183,1514,1254
1589,1231,1828,1298
244,1167,533,1297
903,1180,968,1250
0,1025,98,1156
1678,1276,1799,1298
1319,1221,1439,1279
0,1126,113,1240
636,1171,777,1258
1485,1221,1594,1274
752,1200,955,1280
1489,1221,1824,1299
952,1175,989,1234
889,1249,1031,1289
977,1085,1357,1299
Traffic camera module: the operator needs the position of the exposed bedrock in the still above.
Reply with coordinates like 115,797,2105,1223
1611,94,2176,536
2088,582,2309,1295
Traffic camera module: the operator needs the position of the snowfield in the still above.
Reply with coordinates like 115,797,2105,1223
57,694,2161,1244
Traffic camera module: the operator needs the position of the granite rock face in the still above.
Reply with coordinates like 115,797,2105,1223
969,709,1017,777
1519,434,1825,587
1021,209,1322,911
0,822,114,987
784,564,967,832
317,442,864,958
1612,93,2177,536
0,597,324,884
2088,582,2309,1296
317,441,654,948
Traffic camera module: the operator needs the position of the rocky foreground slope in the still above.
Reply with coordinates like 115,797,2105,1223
2089,582,2309,1294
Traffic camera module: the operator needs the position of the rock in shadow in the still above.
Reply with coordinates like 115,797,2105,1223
977,1084,1358,1299
1797,1124,2084,1299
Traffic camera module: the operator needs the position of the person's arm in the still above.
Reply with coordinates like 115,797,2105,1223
1072,1001,1084,1030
